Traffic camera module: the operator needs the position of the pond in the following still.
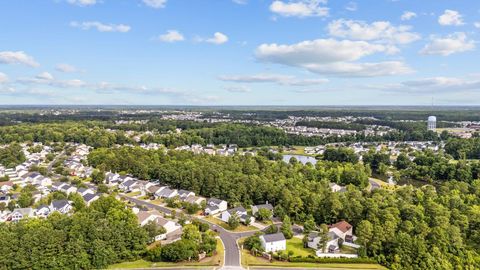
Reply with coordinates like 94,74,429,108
283,154,318,165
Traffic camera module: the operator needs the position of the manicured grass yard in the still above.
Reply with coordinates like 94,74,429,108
241,250,385,269
204,215,258,232
108,238,224,269
286,237,316,257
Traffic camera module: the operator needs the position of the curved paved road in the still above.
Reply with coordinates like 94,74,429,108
118,195,256,269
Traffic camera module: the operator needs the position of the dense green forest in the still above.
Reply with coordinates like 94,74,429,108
445,137,480,160
0,196,148,269
87,146,480,269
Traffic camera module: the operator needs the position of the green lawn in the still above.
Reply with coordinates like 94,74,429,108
286,237,315,257
241,250,385,269
109,238,224,269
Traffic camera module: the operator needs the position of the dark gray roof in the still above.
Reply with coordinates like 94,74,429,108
36,204,49,210
262,232,286,243
177,189,193,196
83,193,98,202
207,198,225,206
51,200,69,210
227,207,246,215
77,187,88,193
122,179,135,187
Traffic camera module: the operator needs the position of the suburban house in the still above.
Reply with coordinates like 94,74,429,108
221,207,254,224
146,185,163,196
32,175,52,187
136,210,162,226
50,200,73,214
329,221,354,241
0,181,14,193
307,220,359,256
184,195,206,205
118,179,138,192
77,187,95,196
0,194,11,205
11,208,35,222
83,193,100,206
59,184,77,195
205,198,228,215
105,172,121,186
260,233,286,252
251,203,273,216
136,210,181,241
156,187,178,199
35,205,51,218
51,182,67,191
329,183,347,193
177,189,195,200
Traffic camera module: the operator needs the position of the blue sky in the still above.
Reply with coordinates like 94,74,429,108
0,0,479,105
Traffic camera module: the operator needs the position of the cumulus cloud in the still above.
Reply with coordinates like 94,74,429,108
143,0,167,8
223,85,251,92
438,10,464,26
0,72,8,84
67,0,96,6
327,19,421,45
55,63,78,73
0,51,39,67
218,74,328,86
270,0,329,18
401,11,417,21
474,22,480,28
421,32,475,56
205,32,229,44
70,21,131,33
156,30,185,42
255,39,413,77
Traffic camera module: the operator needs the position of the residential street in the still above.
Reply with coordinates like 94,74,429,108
118,194,258,268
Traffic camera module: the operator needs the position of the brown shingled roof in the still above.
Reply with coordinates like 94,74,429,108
330,220,352,233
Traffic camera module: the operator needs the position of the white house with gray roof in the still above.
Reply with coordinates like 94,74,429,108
205,198,227,215
260,233,286,252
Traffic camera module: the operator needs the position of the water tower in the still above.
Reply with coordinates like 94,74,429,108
427,116,437,131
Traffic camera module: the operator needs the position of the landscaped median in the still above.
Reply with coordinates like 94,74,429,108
108,238,224,269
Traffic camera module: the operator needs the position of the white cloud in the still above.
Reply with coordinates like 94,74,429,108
143,0,167,8
327,19,420,45
17,72,87,88
421,32,475,56
219,74,329,86
14,73,187,97
345,2,357,12
438,10,464,26
70,21,131,33
401,11,417,21
223,85,251,92
157,30,185,42
55,63,78,73
474,22,480,28
270,0,329,18
232,0,247,4
205,32,229,44
0,73,8,84
67,0,97,6
373,76,480,93
0,51,39,67
36,72,54,81
255,39,413,77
